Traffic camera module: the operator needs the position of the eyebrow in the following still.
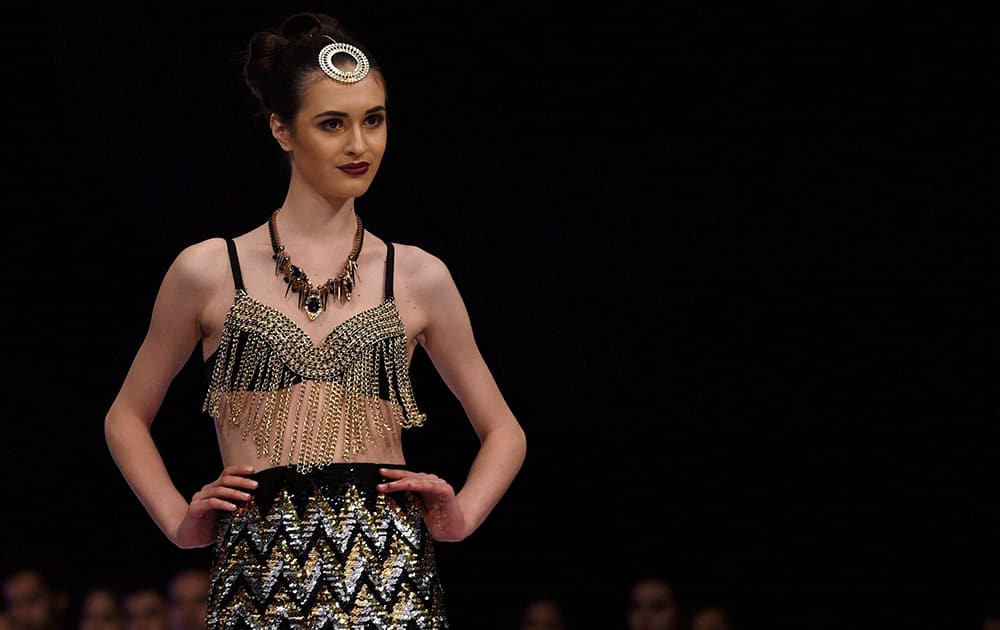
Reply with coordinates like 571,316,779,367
313,106,386,119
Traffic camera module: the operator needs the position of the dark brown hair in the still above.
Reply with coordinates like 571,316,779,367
242,12,383,124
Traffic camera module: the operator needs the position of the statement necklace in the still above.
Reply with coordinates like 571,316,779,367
268,208,364,321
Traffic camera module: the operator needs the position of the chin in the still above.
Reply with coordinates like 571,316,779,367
346,181,374,196
326,186,371,201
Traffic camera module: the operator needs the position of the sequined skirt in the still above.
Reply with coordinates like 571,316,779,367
206,463,449,630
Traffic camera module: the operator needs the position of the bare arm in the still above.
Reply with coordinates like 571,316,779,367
103,239,235,547
412,252,527,537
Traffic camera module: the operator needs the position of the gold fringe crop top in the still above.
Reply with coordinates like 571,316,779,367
202,238,426,471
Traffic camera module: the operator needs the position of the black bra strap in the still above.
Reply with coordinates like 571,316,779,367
384,241,395,300
224,238,245,291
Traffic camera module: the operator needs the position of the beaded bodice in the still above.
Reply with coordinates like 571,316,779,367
202,239,426,470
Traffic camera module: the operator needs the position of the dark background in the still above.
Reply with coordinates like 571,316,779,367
8,2,995,629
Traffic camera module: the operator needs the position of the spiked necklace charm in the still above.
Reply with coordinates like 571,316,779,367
268,209,363,321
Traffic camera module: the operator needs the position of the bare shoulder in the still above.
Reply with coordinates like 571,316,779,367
382,241,468,345
391,242,455,297
164,236,232,296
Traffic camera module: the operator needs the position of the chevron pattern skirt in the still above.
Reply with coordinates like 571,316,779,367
205,463,449,629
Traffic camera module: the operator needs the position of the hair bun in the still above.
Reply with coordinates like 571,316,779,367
243,30,290,102
241,11,371,119
247,31,290,59
280,12,338,41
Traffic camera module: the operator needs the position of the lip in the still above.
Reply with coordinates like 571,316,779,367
338,162,370,175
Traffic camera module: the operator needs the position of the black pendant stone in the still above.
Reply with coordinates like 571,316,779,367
305,294,322,316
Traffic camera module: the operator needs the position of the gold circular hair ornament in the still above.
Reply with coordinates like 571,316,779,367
318,35,370,83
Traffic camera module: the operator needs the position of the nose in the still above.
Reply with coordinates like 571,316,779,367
344,124,368,157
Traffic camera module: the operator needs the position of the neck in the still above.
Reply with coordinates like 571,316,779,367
276,184,358,243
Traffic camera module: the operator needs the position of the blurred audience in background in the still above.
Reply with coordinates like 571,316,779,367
689,602,736,630
983,609,1000,630
517,592,572,630
121,580,169,630
166,568,210,630
625,573,681,630
0,564,69,630
3,557,996,630
77,584,125,630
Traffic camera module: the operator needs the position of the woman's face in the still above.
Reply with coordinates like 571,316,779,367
79,589,123,630
519,598,568,630
627,579,679,630
274,71,388,201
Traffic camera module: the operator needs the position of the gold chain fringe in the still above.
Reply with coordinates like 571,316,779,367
203,292,426,471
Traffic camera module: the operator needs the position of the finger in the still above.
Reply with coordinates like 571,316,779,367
192,485,252,506
193,487,243,504
192,497,238,515
377,477,451,495
221,464,256,476
377,468,413,480
216,475,260,490
204,497,239,511
209,487,253,502
378,469,441,483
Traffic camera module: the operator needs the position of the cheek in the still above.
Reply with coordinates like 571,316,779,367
294,137,330,164
370,134,388,159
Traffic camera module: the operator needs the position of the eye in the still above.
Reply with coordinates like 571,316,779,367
320,118,344,131
364,113,386,127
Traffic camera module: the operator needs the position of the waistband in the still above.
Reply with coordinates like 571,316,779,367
249,462,406,483
243,462,409,512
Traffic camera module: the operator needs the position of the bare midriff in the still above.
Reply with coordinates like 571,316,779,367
212,382,409,472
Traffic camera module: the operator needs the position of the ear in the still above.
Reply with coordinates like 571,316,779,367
269,113,293,152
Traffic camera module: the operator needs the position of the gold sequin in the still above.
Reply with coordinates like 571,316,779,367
206,464,448,629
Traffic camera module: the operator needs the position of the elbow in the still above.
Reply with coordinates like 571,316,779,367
478,416,527,467
507,421,527,467
104,407,126,440
103,410,117,442
104,410,124,455
104,406,146,451
518,426,528,465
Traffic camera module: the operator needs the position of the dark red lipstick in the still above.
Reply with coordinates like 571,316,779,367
338,162,370,176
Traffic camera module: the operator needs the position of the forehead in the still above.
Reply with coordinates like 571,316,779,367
524,600,560,615
5,571,46,592
631,581,675,600
84,590,117,606
298,72,386,116
125,591,165,607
